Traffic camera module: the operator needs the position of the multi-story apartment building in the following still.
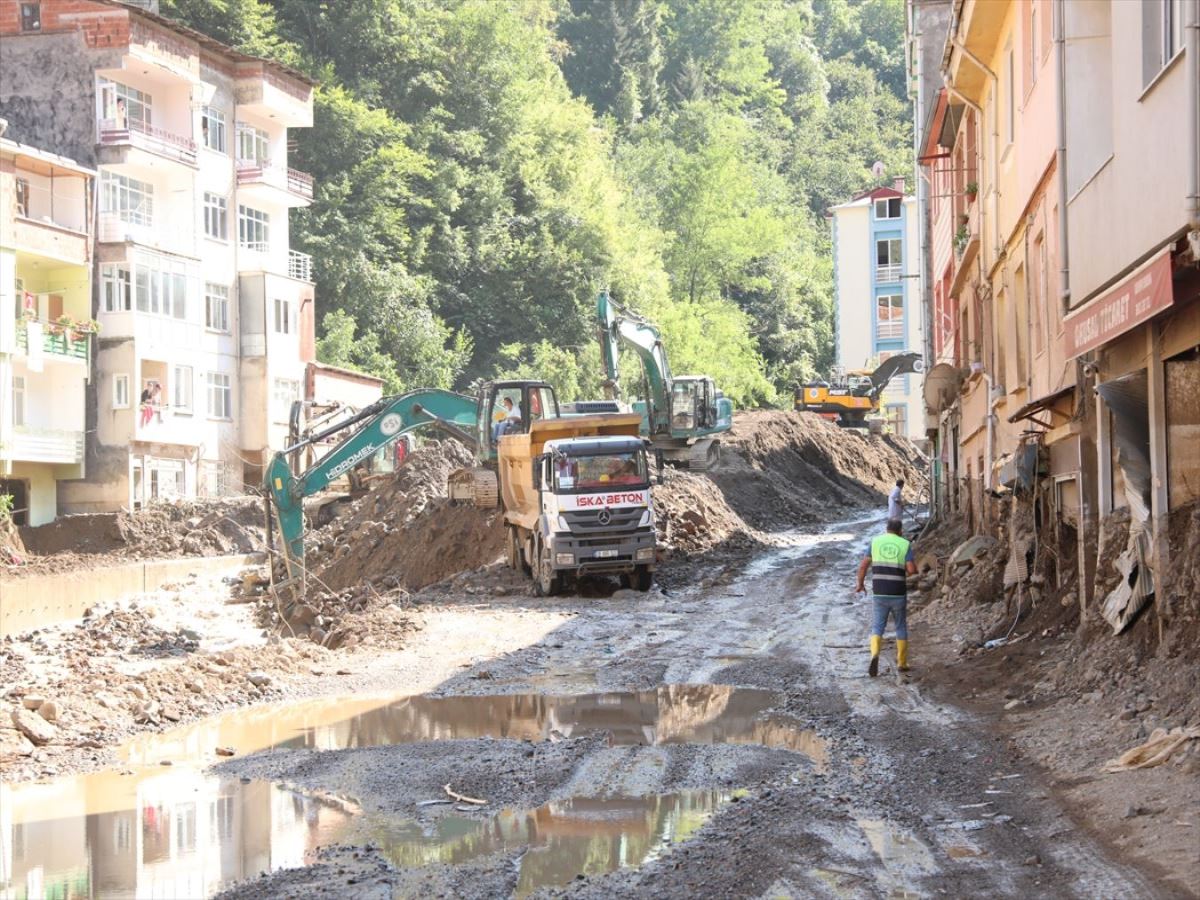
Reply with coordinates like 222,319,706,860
0,0,316,512
830,179,926,444
0,128,94,525
909,0,1200,611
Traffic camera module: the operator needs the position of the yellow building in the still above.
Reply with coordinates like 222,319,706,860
0,131,94,525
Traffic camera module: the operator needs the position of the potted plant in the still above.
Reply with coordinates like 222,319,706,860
954,223,970,254
49,314,73,336
74,318,101,335
965,180,978,201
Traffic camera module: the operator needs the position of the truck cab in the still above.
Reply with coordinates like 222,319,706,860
527,434,659,594
475,380,560,461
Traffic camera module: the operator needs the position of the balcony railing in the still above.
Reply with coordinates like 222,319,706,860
10,427,85,465
875,263,902,283
14,321,91,361
236,159,315,200
288,249,313,282
98,117,197,166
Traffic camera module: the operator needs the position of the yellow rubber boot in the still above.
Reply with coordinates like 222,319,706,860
868,635,882,678
896,639,909,672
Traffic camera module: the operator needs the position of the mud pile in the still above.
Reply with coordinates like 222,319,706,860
302,441,505,595
12,498,266,577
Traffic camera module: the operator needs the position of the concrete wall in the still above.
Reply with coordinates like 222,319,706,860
1065,1,1193,307
832,203,873,371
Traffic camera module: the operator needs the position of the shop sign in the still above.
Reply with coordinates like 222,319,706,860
1064,249,1174,359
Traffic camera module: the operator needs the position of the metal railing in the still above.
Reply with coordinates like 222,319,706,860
875,263,902,283
235,159,315,200
98,117,197,166
876,319,905,340
288,249,313,282
14,321,91,361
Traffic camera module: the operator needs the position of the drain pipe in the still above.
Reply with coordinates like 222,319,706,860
1187,0,1200,238
1054,0,1072,308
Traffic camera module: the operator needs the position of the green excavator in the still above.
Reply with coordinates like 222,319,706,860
264,380,560,597
595,291,733,469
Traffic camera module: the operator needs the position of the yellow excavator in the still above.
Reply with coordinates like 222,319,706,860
794,352,922,430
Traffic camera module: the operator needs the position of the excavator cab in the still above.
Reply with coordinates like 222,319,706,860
476,380,560,460
669,376,719,432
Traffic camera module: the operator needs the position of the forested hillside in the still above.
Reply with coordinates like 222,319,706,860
163,0,911,405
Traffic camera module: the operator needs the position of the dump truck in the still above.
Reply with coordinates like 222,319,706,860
480,412,660,595
264,379,659,599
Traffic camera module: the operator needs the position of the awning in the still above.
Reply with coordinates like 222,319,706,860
1063,248,1175,358
1006,385,1075,424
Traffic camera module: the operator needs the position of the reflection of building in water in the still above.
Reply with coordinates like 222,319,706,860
1,771,352,899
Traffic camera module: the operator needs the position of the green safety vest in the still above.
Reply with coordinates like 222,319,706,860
870,533,911,597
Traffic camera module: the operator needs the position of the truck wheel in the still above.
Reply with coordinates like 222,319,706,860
534,540,561,597
632,565,653,592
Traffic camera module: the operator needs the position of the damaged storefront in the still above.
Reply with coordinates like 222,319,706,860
1065,244,1200,632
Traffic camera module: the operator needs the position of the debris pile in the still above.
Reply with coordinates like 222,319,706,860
11,497,266,577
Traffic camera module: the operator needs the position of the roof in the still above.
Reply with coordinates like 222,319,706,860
0,136,95,177
307,360,385,386
90,0,317,88
828,188,915,212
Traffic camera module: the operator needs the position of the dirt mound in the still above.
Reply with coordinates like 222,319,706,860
11,498,266,578
303,441,505,596
710,411,926,531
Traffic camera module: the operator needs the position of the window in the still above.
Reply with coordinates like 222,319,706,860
99,80,152,130
19,3,40,32
1031,233,1046,357
273,378,300,418
12,376,25,427
1004,42,1015,145
101,172,153,226
273,297,296,334
113,374,130,409
172,365,193,413
885,404,908,436
875,239,902,281
201,106,226,153
15,178,30,218
203,192,228,241
206,372,232,419
101,264,132,312
135,267,188,319
238,205,269,250
1029,2,1038,86
236,125,269,164
205,283,230,332
876,294,904,340
874,197,901,220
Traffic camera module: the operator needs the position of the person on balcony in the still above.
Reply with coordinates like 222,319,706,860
140,382,160,428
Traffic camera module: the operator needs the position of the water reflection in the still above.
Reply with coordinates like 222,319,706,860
367,790,732,897
0,771,352,900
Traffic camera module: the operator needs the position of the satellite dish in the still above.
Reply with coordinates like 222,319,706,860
871,161,885,178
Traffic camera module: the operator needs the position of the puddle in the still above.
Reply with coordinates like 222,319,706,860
120,684,827,765
0,771,729,899
742,530,860,578
367,790,732,896
1,685,828,897
855,817,937,897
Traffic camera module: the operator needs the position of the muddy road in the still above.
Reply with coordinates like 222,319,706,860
3,515,1166,899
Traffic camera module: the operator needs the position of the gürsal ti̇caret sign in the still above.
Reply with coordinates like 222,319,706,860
1064,249,1174,359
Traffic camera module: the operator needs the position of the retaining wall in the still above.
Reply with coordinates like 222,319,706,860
0,553,264,637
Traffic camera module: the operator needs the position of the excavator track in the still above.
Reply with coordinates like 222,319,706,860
449,467,499,508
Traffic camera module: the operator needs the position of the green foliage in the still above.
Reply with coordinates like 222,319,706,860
167,0,912,408
0,493,12,524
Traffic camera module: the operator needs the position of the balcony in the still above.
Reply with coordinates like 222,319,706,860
98,117,197,167
875,263,902,283
98,213,194,258
10,217,90,267
288,249,313,282
14,322,90,363
236,160,314,207
876,319,905,341
9,427,84,465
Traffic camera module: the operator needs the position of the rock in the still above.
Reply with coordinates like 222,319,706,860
288,604,318,627
21,695,46,710
129,684,149,700
37,701,58,723
1004,699,1021,710
161,707,182,722
12,708,56,745
215,746,235,757
186,680,204,694
1024,855,1041,866
246,670,272,688
1119,708,1137,722
1122,804,1146,819
309,627,327,645
180,627,203,642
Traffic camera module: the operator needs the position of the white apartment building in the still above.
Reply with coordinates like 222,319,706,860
829,181,926,444
0,0,316,512
0,132,94,525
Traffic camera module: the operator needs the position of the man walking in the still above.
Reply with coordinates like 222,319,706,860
888,478,904,523
855,518,917,677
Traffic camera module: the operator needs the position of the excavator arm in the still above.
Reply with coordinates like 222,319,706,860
595,291,673,434
264,388,479,589
867,351,923,402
